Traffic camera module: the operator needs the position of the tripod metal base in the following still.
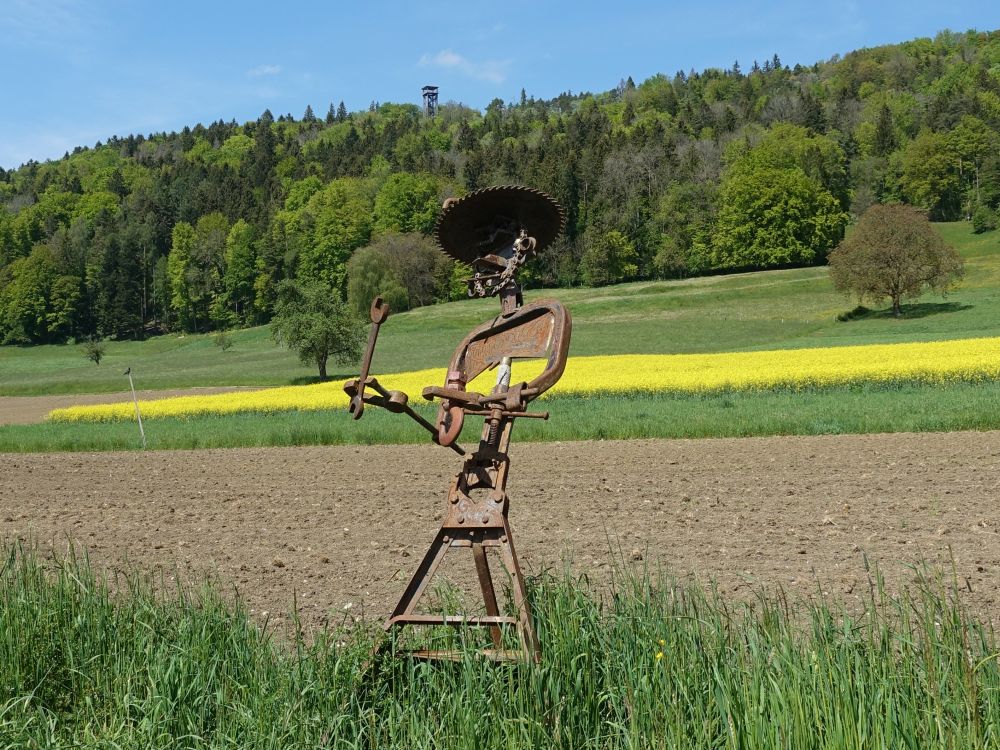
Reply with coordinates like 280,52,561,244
375,416,540,663
380,518,539,663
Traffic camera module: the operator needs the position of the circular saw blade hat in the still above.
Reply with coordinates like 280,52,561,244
435,185,565,264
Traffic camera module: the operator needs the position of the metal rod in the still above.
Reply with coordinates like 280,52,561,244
462,408,548,420
365,379,468,456
125,368,145,450
349,297,389,420
473,541,504,647
387,614,518,627
402,404,467,457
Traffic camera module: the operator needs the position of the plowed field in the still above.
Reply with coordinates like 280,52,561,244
2,432,999,628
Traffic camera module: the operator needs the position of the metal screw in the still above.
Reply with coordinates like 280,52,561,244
481,515,489,524
457,515,465,524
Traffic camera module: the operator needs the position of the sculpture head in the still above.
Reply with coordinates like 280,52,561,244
435,186,565,314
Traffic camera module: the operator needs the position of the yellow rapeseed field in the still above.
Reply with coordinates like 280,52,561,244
48,336,1000,423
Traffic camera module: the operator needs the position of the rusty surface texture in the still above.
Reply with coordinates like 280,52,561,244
435,185,565,263
347,296,390,421
343,186,571,663
452,300,570,398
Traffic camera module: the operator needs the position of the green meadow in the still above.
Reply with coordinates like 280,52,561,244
3,382,1000,453
1,222,998,452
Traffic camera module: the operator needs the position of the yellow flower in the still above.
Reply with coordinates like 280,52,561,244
655,651,664,661
658,639,666,646
47,336,1000,423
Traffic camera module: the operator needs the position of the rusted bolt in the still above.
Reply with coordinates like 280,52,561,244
457,515,466,524
450,495,459,504
481,515,489,524
442,536,450,543
500,535,508,543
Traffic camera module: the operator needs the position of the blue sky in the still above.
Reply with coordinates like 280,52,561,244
1,0,999,170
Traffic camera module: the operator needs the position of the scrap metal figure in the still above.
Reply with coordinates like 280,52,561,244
344,186,571,662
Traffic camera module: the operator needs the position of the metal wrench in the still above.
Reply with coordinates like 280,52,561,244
348,296,390,420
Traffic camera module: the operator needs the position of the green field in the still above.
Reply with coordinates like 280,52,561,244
3,382,1000,453
2,544,997,748
1,222,998,452
2,222,996,397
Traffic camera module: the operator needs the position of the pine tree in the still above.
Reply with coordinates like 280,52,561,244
337,101,348,122
801,92,826,133
249,110,277,213
326,103,336,124
303,104,316,123
622,99,636,126
457,121,477,151
873,104,897,156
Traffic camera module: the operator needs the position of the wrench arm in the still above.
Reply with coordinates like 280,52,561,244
348,297,390,420
343,377,467,456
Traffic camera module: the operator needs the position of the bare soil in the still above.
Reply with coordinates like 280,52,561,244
0,387,262,426
2,432,999,629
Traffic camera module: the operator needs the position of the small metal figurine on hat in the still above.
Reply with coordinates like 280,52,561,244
344,185,572,662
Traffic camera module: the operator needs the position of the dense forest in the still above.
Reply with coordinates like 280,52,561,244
2,28,1000,344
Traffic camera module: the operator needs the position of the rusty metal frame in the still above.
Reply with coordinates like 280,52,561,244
344,186,570,664
382,415,543,662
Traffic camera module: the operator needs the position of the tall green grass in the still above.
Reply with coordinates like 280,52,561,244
4,380,1000,452
1,544,998,748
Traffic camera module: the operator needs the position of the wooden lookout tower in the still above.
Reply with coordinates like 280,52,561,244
422,85,439,116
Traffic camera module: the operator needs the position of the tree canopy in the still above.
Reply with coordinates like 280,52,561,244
270,279,364,380
3,28,1000,344
828,204,964,316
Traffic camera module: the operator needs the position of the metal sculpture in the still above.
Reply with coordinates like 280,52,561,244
344,186,571,662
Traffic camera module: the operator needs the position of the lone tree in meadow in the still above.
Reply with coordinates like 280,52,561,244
80,337,106,365
271,279,365,379
828,204,964,317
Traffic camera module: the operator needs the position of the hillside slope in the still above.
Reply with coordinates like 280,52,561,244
2,29,1000,347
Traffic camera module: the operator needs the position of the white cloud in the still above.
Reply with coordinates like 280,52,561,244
418,49,510,84
247,64,282,78
425,50,464,67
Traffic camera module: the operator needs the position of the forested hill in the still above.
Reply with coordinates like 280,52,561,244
2,28,1000,345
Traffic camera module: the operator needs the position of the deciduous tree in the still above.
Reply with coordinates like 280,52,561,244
166,221,196,330
580,228,638,286
828,204,964,316
222,219,256,323
899,130,961,220
0,245,57,343
297,178,373,290
372,173,441,236
270,279,364,380
711,166,848,268
345,232,450,314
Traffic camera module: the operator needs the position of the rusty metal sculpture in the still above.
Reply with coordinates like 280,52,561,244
343,186,571,662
